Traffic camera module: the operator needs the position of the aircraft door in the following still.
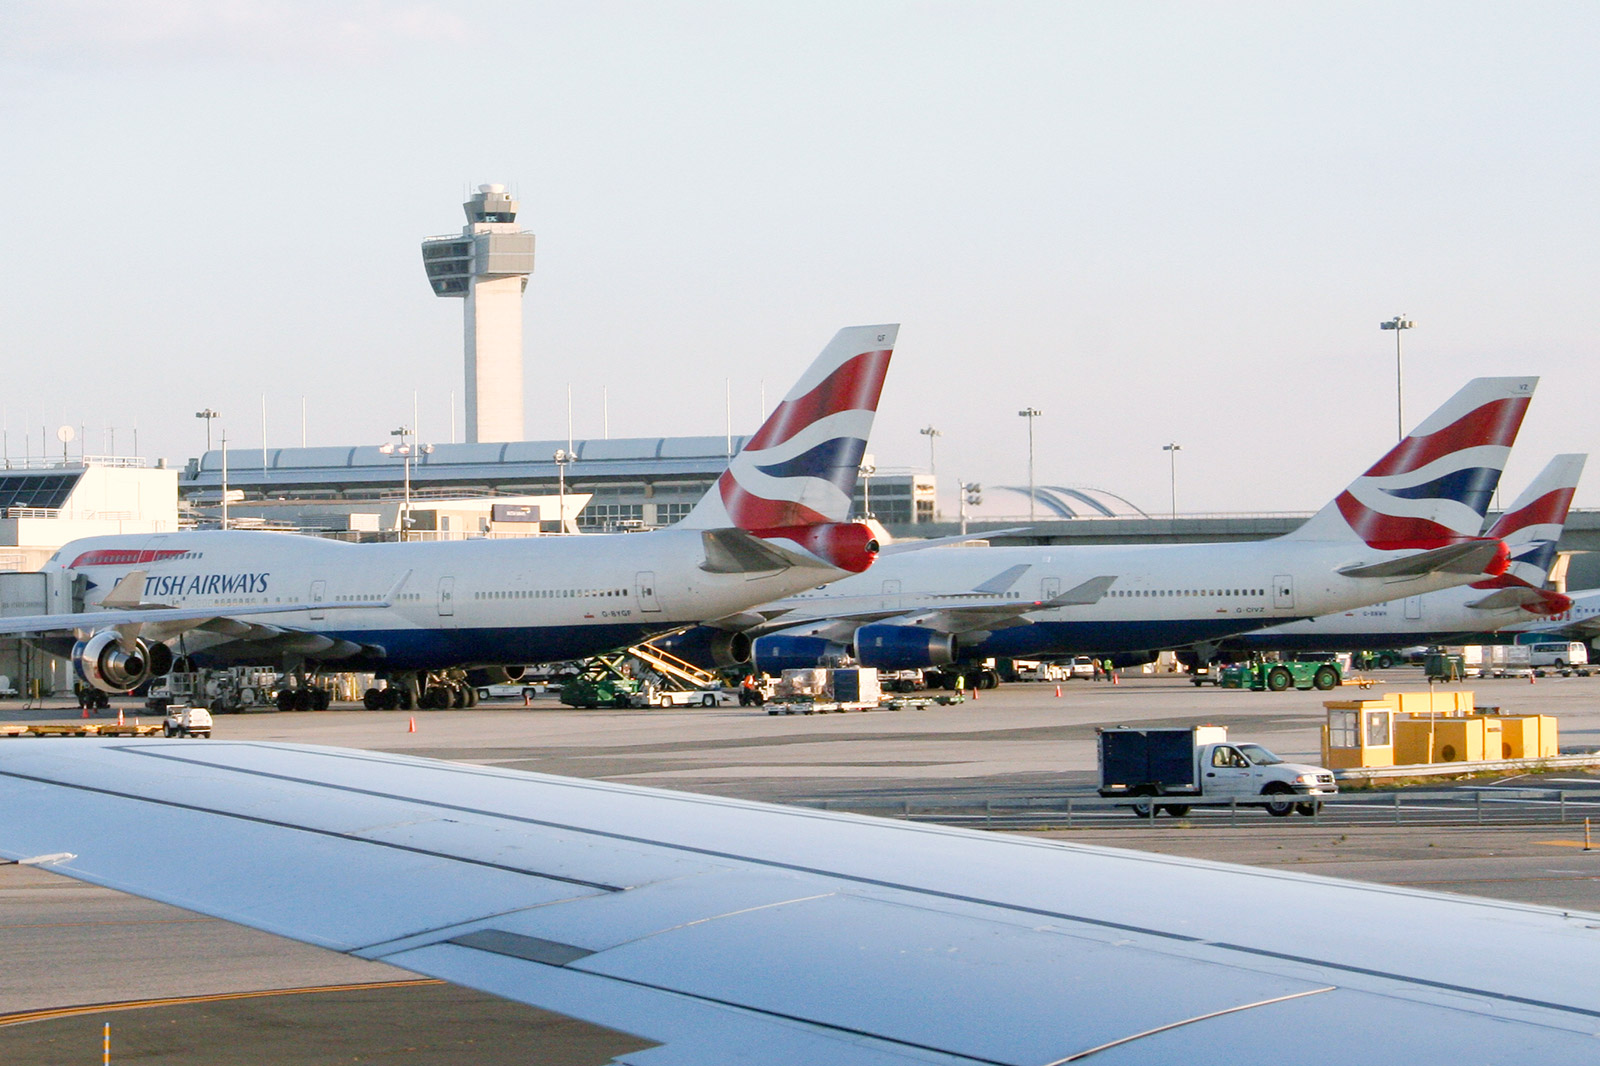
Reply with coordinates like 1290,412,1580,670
438,577,455,618
636,572,662,613
310,580,326,620
1404,595,1423,620
1272,575,1294,610
1041,577,1061,600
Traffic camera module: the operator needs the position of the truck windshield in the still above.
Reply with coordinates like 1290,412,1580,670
1237,743,1283,765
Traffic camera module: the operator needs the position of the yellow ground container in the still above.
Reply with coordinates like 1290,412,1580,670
1497,715,1558,759
1391,690,1476,716
1394,716,1502,764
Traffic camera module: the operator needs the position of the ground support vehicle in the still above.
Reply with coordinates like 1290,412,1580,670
641,685,736,708
1003,660,1066,683
162,705,213,738
559,673,642,709
1097,725,1338,818
1219,659,1341,692
879,670,928,693
924,660,1001,690
475,682,546,701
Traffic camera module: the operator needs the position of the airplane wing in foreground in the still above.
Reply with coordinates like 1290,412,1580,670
2,741,1598,1065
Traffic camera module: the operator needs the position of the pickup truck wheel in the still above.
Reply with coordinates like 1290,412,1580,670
1162,804,1191,817
1265,667,1292,692
1295,801,1321,816
1130,788,1157,819
1312,666,1338,691
1263,783,1295,816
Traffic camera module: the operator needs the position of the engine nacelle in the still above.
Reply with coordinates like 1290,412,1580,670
654,626,753,669
73,630,173,693
752,634,850,674
854,624,957,670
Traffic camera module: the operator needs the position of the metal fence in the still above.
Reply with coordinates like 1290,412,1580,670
800,788,1600,830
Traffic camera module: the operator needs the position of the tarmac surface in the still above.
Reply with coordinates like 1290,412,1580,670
4,668,1600,1063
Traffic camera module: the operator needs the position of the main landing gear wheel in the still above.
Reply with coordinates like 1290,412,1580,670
1263,783,1295,817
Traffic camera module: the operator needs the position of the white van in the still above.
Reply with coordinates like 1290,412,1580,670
1524,641,1588,667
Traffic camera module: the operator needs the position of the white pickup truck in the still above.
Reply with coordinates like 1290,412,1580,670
1097,725,1337,818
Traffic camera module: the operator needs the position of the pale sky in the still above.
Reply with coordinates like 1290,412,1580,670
3,1,1598,516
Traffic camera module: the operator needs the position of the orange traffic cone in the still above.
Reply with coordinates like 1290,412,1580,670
970,686,978,700
117,709,124,726
1111,672,1119,685
1529,670,1537,685
523,690,531,706
407,716,417,733
81,705,89,719
1054,685,1062,698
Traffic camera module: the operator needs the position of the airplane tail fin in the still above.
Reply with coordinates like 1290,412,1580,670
676,325,896,569
1468,453,1585,608
1284,376,1537,549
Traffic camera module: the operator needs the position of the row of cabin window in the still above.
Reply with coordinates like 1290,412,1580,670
1109,588,1264,598
474,587,630,601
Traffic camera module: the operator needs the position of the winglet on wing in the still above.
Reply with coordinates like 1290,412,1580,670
1043,575,1117,607
101,570,148,608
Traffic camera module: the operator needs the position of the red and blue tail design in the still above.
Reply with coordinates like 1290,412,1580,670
1288,377,1537,548
680,325,897,534
1470,453,1585,611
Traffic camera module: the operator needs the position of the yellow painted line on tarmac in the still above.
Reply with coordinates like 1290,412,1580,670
0,978,444,1027
1535,840,1597,848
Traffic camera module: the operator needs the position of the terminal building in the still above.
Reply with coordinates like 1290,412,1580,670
180,439,937,533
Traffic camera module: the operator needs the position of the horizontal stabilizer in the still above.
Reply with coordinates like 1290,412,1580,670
1337,539,1506,580
698,528,815,574
1466,587,1551,611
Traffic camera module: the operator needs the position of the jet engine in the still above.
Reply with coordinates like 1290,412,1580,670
853,624,958,670
72,630,174,693
654,627,753,669
751,634,850,674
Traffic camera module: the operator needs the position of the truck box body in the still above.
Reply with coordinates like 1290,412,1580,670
1099,726,1227,794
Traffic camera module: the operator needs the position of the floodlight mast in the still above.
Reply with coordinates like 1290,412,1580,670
1380,315,1415,442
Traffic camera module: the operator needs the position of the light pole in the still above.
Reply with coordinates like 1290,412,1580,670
1162,442,1181,520
858,455,876,519
380,427,432,539
195,408,218,452
958,481,982,536
1017,408,1041,523
919,425,941,474
1380,315,1415,441
553,449,572,532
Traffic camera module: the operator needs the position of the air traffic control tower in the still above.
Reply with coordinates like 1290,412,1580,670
421,184,535,442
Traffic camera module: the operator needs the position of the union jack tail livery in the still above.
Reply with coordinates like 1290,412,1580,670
1288,376,1537,552
679,325,897,571
1468,453,1585,614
